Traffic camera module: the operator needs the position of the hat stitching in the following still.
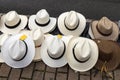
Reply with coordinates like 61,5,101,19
72,42,90,63
47,41,66,60
35,19,50,27
64,17,80,31
5,19,21,29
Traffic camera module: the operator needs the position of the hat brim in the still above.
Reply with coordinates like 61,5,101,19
1,34,35,68
0,34,10,63
94,40,120,71
89,21,119,41
19,30,31,36
58,12,86,36
0,52,4,63
41,35,72,68
0,15,28,34
28,15,56,33
67,37,98,72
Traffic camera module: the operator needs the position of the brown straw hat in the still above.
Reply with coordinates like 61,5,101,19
89,17,119,41
94,39,120,71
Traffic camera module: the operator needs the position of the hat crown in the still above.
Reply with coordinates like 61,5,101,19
8,40,26,61
36,9,50,24
65,11,79,29
74,40,91,62
47,37,64,58
31,28,44,46
5,11,20,27
97,17,113,35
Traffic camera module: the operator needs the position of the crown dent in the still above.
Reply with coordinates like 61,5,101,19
74,40,91,61
36,9,50,24
5,11,20,26
65,11,79,29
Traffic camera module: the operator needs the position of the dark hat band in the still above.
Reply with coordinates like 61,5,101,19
35,44,41,48
47,41,66,60
35,19,50,27
5,19,21,29
73,43,90,63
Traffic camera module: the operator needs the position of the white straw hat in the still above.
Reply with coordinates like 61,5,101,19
28,9,56,33
58,11,86,36
41,35,72,68
30,28,44,61
67,37,98,72
0,11,28,34
1,34,35,68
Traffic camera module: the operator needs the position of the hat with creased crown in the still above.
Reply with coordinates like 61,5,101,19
1,34,35,68
28,9,56,33
67,37,98,72
0,11,28,34
58,11,86,36
88,17,119,41
41,35,72,68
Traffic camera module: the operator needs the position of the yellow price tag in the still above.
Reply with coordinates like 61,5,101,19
57,34,62,39
20,34,27,40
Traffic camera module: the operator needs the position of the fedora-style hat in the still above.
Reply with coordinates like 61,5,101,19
1,34,35,68
0,11,28,34
58,11,86,36
0,34,9,63
88,17,119,41
28,9,56,33
41,35,72,68
30,28,44,61
94,39,120,71
67,37,98,72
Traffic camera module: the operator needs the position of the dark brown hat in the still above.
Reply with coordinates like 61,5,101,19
94,39,120,71
90,17,119,41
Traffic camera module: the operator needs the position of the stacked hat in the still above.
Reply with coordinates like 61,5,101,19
58,11,86,36
28,9,56,33
1,34,35,68
0,11,28,34
30,28,44,61
19,28,44,61
88,17,119,41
